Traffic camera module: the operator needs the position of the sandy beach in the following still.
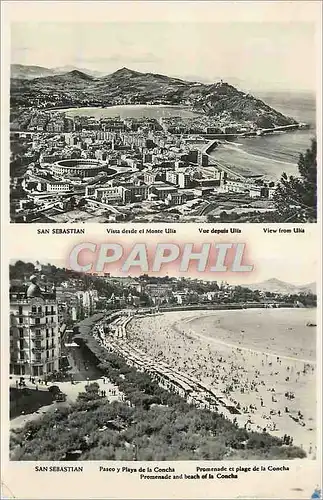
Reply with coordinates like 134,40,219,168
126,308,317,456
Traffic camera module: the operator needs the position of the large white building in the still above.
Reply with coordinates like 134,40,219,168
10,287,61,377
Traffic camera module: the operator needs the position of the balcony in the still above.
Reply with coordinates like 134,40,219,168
29,323,45,329
28,311,45,318
11,312,25,318
30,333,43,340
12,322,29,328
32,347,45,353
12,359,29,364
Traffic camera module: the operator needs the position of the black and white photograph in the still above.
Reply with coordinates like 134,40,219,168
1,1,322,499
9,242,317,462
10,21,317,224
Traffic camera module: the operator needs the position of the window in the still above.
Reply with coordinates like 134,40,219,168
19,339,24,350
18,305,23,315
19,328,24,338
35,318,40,325
38,306,42,313
19,317,23,324
46,329,49,338
52,349,55,358
31,306,36,313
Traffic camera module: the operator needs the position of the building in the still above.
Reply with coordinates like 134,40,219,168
51,158,115,179
165,191,185,206
177,171,192,189
76,290,98,317
86,184,131,204
144,283,173,305
119,182,149,202
10,278,60,377
223,179,249,194
151,183,178,201
166,170,178,185
46,181,72,193
197,151,209,167
249,184,276,199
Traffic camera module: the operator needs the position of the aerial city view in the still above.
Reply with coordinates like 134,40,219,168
9,259,317,461
10,23,317,223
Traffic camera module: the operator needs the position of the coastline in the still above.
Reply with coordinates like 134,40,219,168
126,309,316,451
141,306,317,363
184,314,316,365
44,103,194,113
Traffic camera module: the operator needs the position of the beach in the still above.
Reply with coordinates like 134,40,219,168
209,91,316,180
62,104,199,119
126,308,317,456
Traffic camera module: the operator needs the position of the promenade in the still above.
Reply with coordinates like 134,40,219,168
95,309,316,458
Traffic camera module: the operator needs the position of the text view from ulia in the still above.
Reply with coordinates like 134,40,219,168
9,22,317,223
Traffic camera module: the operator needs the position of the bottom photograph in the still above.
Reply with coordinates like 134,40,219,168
8,250,317,462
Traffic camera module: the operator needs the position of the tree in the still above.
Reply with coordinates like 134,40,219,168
273,139,317,222
48,385,61,396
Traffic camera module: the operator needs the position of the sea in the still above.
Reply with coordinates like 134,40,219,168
64,104,199,120
209,91,316,179
189,307,317,362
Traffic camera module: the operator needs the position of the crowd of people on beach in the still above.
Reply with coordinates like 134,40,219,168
126,312,316,457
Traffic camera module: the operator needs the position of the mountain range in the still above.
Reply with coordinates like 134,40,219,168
11,64,103,79
242,278,316,295
10,65,297,127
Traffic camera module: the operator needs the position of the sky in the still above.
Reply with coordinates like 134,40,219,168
11,21,316,91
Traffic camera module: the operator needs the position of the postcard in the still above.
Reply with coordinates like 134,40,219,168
1,1,321,499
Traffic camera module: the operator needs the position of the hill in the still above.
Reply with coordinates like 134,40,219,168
11,64,102,79
10,66,297,127
11,64,56,79
243,278,316,295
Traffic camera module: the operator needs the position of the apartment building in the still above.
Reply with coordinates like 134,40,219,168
10,286,61,377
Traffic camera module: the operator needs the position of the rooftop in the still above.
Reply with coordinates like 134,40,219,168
55,158,106,170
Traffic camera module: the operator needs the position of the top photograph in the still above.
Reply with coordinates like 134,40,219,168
9,22,317,224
